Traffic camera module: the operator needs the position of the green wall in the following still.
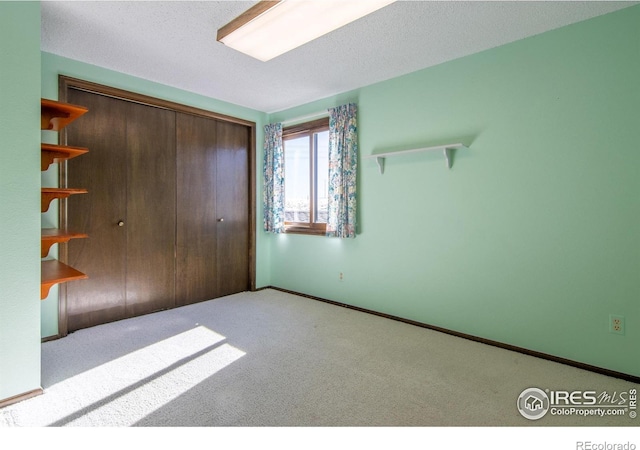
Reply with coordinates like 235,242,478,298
0,1,42,401
40,52,269,338
267,6,640,377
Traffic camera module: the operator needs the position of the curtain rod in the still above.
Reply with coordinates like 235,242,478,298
280,110,329,126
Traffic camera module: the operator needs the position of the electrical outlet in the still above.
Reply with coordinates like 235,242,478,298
609,315,625,335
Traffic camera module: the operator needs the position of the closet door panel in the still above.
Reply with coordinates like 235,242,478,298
125,103,177,316
61,80,253,332
216,121,249,297
65,89,128,331
175,113,219,306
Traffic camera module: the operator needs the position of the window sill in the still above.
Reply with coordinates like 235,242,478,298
284,226,327,236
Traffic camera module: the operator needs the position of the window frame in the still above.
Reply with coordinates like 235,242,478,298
282,117,330,236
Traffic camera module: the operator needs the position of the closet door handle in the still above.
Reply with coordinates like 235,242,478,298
117,220,125,227
217,218,224,223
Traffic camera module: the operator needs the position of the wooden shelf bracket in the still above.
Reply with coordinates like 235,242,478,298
41,99,88,131
41,260,88,300
41,188,88,213
41,143,89,171
41,228,88,258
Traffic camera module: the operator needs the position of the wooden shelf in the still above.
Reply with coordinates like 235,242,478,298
367,142,468,173
41,188,88,213
41,228,88,258
41,143,88,171
41,260,88,300
39,98,90,300
41,99,88,131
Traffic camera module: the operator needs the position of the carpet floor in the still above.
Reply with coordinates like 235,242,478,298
1,289,637,427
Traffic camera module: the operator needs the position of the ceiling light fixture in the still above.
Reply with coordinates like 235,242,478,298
217,0,397,62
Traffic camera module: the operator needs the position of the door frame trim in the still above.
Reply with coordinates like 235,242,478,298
57,76,257,337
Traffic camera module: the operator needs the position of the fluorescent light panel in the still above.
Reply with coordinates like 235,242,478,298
217,0,397,62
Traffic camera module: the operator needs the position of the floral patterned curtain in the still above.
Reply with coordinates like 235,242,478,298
263,123,285,233
327,103,358,238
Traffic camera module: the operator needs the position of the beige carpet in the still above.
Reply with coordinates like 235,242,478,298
1,289,637,429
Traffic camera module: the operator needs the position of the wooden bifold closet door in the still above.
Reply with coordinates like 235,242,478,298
175,113,249,306
63,87,251,333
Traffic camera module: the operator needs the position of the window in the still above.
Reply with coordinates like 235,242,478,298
283,117,329,235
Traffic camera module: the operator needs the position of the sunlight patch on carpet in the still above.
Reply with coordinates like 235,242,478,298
5,326,245,426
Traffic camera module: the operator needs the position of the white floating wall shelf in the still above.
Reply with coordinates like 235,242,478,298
367,142,467,174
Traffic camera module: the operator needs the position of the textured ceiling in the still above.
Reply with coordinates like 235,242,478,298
41,1,636,113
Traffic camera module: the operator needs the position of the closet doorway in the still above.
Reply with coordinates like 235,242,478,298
57,77,255,335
